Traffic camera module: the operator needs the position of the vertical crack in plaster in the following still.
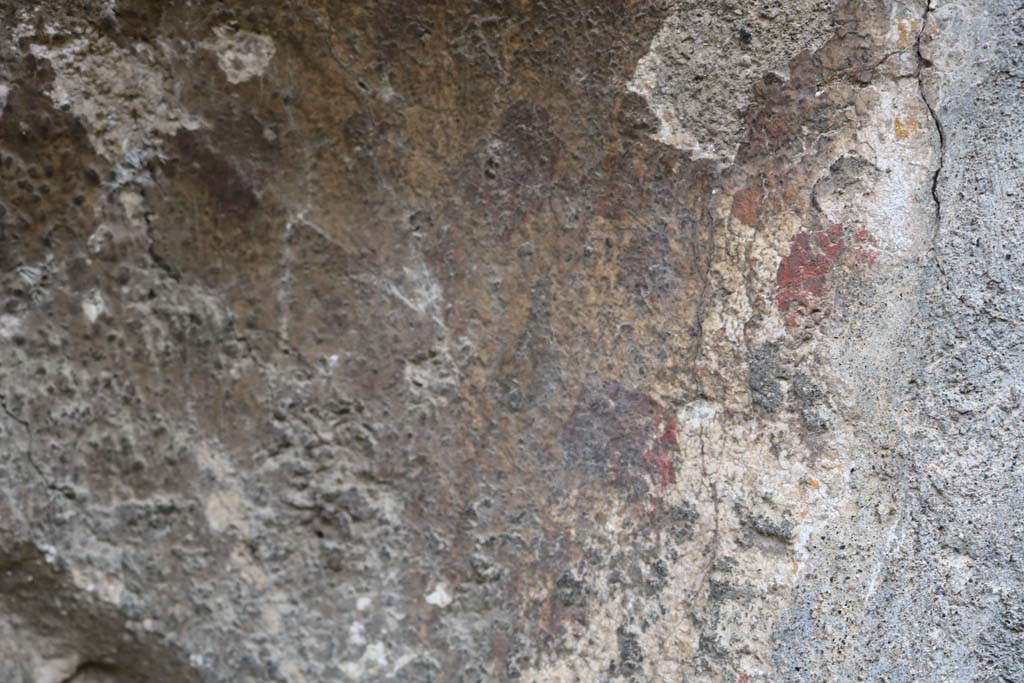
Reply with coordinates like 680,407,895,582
917,1,1011,325
916,3,1015,325
915,2,944,225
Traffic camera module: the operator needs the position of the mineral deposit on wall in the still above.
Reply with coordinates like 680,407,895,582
1,1,1022,681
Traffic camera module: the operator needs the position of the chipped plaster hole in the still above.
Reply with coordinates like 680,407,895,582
211,26,276,85
628,1,834,161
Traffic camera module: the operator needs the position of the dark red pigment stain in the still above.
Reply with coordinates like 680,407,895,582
643,413,678,485
853,228,879,266
776,224,877,326
172,130,260,217
560,382,678,498
465,101,563,238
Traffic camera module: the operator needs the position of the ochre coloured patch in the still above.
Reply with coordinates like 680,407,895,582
732,183,763,227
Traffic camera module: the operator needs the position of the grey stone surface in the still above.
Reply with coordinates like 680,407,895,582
0,0,1021,681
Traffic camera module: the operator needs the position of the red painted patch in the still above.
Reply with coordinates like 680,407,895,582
643,449,677,485
644,409,679,486
853,228,879,266
776,224,877,325
595,198,616,218
658,416,679,448
561,383,679,494
776,224,845,315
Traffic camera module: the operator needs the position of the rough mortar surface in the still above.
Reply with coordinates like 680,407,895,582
0,0,1019,682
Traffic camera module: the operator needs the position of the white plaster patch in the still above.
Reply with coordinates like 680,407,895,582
340,642,388,680
677,400,720,429
260,601,284,635
29,32,202,173
118,190,147,222
424,582,453,607
0,315,22,340
211,26,276,84
71,565,126,606
32,653,81,683
38,543,59,565
205,489,249,534
16,264,46,289
87,223,116,255
347,621,367,648
81,289,108,324
362,257,472,406
385,262,445,319
855,85,937,256
12,10,36,42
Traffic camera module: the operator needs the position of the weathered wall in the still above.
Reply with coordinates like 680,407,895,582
0,1,1018,681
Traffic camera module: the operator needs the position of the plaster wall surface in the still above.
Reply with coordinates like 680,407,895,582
0,1,1019,681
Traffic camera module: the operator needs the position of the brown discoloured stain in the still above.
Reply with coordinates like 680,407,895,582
0,0,920,679
560,381,679,496
894,113,920,140
0,56,103,271
732,182,763,226
171,130,260,217
896,18,919,48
